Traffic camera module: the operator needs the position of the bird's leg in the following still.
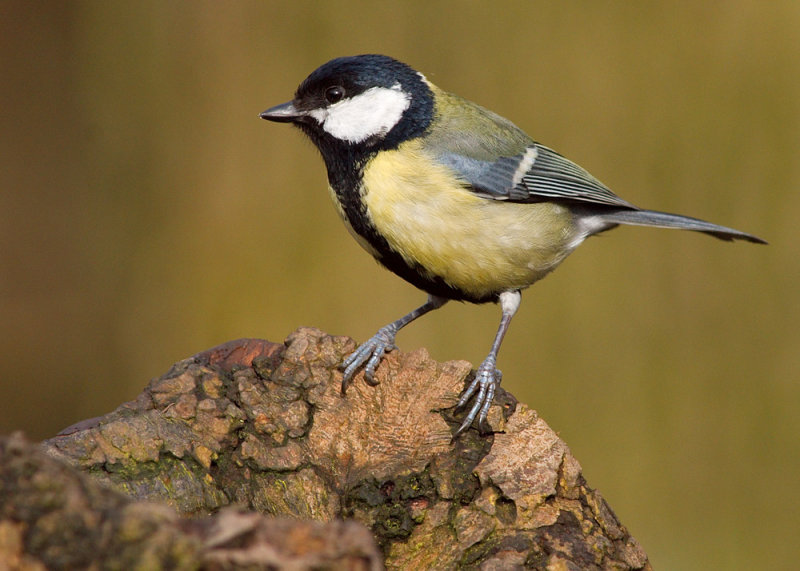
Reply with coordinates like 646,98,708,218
454,290,521,437
340,295,448,393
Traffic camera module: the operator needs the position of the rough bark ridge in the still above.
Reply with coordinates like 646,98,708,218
22,327,649,569
0,433,380,570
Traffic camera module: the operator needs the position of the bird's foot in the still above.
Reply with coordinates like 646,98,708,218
453,358,502,438
340,325,397,393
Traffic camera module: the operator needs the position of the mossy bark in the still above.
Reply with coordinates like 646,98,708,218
4,328,650,569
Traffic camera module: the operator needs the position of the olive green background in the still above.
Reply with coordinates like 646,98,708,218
2,2,797,568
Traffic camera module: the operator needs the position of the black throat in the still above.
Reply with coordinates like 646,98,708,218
287,56,493,302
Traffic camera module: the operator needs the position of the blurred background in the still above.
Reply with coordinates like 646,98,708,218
1,1,797,568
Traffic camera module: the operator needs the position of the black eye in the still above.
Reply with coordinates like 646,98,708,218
324,85,345,104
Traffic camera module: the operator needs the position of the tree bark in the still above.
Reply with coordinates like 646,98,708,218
5,327,650,569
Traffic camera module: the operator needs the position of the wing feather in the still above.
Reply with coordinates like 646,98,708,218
518,145,634,208
435,142,635,208
423,87,635,209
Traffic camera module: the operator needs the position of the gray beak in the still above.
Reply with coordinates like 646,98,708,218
259,101,306,123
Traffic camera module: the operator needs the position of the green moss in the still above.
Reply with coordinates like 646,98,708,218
396,471,435,500
344,468,442,550
459,533,498,568
375,503,414,540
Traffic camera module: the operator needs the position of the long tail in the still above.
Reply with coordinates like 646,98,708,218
598,208,767,244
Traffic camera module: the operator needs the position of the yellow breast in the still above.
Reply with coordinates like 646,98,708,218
358,141,579,299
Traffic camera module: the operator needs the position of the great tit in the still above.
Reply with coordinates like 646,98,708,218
260,54,765,437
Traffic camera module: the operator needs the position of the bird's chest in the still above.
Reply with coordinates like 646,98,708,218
329,149,578,298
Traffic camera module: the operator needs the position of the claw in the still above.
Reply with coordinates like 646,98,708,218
452,290,518,439
340,296,448,395
340,325,397,393
453,360,502,438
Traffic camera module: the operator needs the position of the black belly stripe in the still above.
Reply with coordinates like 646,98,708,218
338,180,495,303
301,124,497,304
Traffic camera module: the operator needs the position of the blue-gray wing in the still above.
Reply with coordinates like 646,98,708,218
436,143,636,209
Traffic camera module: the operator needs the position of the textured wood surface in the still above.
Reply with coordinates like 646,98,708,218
13,328,652,569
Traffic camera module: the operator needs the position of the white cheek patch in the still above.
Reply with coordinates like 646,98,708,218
312,84,411,144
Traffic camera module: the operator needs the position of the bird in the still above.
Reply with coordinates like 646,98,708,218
260,54,766,438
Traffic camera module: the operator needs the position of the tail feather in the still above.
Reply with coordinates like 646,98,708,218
598,208,767,244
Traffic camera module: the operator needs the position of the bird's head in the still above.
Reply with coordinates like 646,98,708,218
261,55,434,155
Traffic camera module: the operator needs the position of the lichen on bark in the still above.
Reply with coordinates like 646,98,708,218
32,328,650,570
